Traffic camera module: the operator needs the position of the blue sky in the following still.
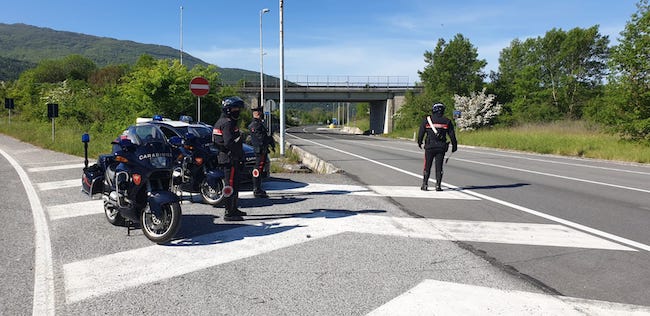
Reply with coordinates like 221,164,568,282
0,1,640,84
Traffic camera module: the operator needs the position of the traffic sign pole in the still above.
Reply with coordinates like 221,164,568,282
197,97,201,123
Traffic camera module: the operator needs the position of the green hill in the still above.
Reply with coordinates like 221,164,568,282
0,23,263,83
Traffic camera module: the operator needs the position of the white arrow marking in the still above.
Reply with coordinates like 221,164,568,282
368,279,650,315
63,212,633,303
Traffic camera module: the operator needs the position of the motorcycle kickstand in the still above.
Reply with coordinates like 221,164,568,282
126,219,134,236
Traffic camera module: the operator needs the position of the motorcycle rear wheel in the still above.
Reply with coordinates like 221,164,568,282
200,178,226,206
141,202,181,244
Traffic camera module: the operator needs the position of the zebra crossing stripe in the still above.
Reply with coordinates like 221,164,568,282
28,163,85,172
36,179,79,191
47,200,103,220
63,212,633,303
368,279,650,315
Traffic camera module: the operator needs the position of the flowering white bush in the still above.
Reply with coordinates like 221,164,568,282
453,88,502,131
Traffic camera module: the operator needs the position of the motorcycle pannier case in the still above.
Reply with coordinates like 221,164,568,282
82,163,104,196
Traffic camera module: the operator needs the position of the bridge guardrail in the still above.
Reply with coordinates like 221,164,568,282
223,74,417,88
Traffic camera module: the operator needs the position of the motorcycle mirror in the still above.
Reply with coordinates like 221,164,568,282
81,133,90,143
119,138,135,151
169,136,183,147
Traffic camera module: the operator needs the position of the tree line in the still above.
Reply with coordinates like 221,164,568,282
396,0,650,143
1,54,243,136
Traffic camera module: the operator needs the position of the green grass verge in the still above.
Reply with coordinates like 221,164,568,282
390,120,650,164
268,145,304,173
0,118,114,159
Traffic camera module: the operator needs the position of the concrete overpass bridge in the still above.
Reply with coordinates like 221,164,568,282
233,75,422,134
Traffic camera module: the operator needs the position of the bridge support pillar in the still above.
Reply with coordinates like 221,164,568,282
383,98,394,134
369,101,386,135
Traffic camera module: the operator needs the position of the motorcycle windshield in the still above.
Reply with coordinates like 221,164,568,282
125,125,174,169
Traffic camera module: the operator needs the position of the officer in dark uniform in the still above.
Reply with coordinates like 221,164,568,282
248,106,275,198
213,97,247,221
417,103,458,191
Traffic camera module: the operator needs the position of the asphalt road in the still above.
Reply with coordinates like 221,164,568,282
1,129,649,315
286,125,650,307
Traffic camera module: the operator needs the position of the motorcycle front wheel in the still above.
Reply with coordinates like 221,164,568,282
104,199,125,226
200,177,226,206
141,202,181,244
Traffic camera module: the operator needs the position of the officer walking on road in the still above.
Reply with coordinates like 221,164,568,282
213,97,247,221
248,105,275,198
417,102,458,191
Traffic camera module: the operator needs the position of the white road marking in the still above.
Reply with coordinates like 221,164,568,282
368,279,650,315
454,157,650,194
36,179,79,191
367,185,479,199
47,200,104,220
259,182,478,200
287,133,650,252
28,163,85,172
0,148,55,316
63,212,633,303
462,148,650,176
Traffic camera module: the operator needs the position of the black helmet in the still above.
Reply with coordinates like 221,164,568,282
222,97,245,117
432,103,445,114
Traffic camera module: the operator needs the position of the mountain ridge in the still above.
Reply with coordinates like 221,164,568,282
0,22,261,83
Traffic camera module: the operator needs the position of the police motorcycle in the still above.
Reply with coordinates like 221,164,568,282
81,124,182,244
170,132,228,205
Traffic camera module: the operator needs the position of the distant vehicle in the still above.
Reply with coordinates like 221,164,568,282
138,117,269,181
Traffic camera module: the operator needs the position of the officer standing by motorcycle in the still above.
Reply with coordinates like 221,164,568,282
213,97,247,221
417,102,458,191
248,105,275,198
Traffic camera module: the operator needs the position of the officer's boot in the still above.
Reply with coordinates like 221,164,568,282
233,194,247,216
253,175,268,198
435,173,443,191
421,171,429,191
223,197,244,221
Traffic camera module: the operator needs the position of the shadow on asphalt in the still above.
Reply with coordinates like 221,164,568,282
172,208,386,246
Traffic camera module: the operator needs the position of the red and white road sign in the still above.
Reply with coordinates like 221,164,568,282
190,76,209,97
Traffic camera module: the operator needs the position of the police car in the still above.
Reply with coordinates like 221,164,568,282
138,116,269,181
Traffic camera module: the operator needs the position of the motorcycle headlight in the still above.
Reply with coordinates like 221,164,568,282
151,156,170,168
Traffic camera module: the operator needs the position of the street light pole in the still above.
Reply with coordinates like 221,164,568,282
180,6,183,65
279,0,286,156
259,8,270,110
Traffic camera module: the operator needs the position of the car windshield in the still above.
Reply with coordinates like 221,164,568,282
188,126,212,140
125,125,167,145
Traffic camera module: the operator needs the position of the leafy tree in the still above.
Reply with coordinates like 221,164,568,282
493,27,608,123
26,54,97,83
396,34,486,129
419,34,486,102
606,0,650,141
88,64,129,91
118,56,222,124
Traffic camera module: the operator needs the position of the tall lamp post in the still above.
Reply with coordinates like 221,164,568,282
260,8,270,110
